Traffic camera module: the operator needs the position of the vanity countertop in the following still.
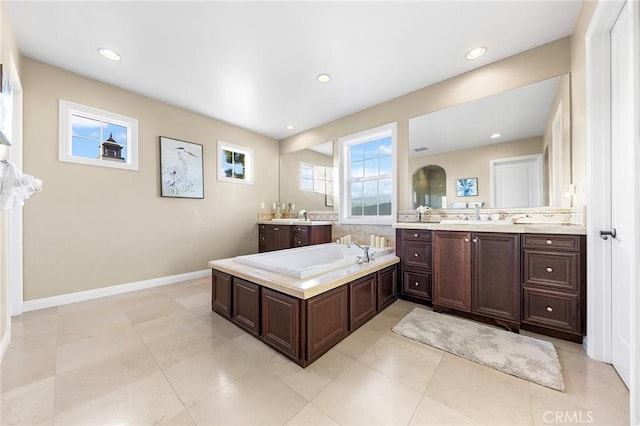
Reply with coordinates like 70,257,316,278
208,253,399,299
393,222,587,235
257,220,333,226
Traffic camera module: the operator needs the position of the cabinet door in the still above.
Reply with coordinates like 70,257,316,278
308,225,332,246
258,225,268,253
377,265,398,310
350,274,377,331
433,231,471,312
306,286,349,362
232,278,260,336
211,269,232,318
262,225,292,252
262,288,301,360
471,232,521,322
402,241,432,270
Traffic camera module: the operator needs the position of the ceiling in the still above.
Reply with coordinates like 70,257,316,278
7,1,582,141
408,76,561,157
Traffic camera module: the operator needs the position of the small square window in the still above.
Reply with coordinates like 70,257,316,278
59,100,138,171
217,140,254,184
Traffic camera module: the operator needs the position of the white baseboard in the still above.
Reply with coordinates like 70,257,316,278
22,269,211,313
0,327,11,363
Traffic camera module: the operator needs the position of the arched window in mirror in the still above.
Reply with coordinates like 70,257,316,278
412,165,446,209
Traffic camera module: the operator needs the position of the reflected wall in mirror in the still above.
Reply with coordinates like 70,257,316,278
408,74,572,209
412,165,446,209
279,141,337,212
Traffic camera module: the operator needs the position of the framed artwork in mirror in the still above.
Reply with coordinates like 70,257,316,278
456,177,478,197
160,136,204,198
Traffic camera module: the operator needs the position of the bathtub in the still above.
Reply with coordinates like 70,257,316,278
234,243,394,279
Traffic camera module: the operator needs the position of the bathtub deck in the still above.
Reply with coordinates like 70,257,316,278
208,252,399,299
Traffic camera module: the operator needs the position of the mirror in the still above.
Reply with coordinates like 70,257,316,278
279,141,336,212
413,165,446,208
409,74,571,209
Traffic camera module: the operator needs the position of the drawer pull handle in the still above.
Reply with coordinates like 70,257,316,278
298,241,302,244
546,306,553,312
546,267,553,273
414,233,419,237
414,282,419,286
414,253,419,257
546,239,552,245
464,238,469,242
472,238,478,243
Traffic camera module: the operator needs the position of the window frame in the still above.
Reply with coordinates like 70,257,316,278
217,140,254,184
339,122,397,225
58,99,139,171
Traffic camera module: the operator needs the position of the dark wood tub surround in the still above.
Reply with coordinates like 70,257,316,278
211,263,398,367
396,227,586,343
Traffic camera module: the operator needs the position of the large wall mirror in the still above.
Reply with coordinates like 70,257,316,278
409,74,571,209
279,141,337,212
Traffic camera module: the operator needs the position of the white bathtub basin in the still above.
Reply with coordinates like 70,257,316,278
234,243,394,279
439,219,514,225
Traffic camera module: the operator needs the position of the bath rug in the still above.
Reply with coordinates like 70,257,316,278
392,308,565,391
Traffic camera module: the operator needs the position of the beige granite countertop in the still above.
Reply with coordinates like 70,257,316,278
257,220,333,226
392,222,586,235
208,253,399,299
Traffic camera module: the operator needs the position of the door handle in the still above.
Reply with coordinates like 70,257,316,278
599,228,617,240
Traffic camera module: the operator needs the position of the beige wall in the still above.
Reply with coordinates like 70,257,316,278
281,37,571,211
571,0,598,208
1,0,23,357
280,149,333,212
409,137,543,208
22,58,279,300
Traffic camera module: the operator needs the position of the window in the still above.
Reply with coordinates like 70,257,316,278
59,100,138,170
217,140,254,184
339,122,397,224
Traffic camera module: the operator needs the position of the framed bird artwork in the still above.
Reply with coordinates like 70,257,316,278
160,136,204,198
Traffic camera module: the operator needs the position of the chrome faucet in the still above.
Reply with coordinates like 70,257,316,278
474,205,481,220
349,241,371,263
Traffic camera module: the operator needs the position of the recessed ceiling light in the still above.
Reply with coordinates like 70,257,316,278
465,46,487,60
316,73,331,83
98,47,122,61
490,133,501,139
285,124,296,130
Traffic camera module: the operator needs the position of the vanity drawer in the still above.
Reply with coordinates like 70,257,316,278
400,229,432,242
402,241,432,270
292,225,309,235
522,234,580,251
523,288,579,333
402,270,431,300
523,250,579,291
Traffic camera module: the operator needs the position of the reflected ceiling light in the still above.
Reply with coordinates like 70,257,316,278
98,47,122,61
490,133,501,139
465,46,487,60
285,124,296,130
316,73,331,83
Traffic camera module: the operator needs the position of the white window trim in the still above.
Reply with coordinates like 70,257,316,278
339,122,397,225
58,100,139,171
217,140,254,184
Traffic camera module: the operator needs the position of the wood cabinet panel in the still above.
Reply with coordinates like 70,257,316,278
259,224,331,252
232,278,260,336
400,229,432,242
377,265,398,311
523,250,579,291
402,241,432,270
433,231,472,312
522,234,580,251
523,287,579,333
211,269,232,318
471,232,521,323
402,269,431,300
262,288,301,359
350,274,377,331
306,286,349,362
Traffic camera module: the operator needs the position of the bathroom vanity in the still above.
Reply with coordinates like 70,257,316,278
209,248,399,367
394,222,586,342
258,221,332,252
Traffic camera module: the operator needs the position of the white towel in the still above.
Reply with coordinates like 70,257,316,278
0,161,43,210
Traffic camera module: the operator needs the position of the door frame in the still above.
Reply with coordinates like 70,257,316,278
586,0,639,421
489,153,543,208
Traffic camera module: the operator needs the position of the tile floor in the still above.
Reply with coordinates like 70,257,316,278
0,277,629,426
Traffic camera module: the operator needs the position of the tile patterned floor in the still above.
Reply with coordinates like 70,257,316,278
0,277,630,425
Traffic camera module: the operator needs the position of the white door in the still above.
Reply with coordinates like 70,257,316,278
490,154,542,208
608,0,632,388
